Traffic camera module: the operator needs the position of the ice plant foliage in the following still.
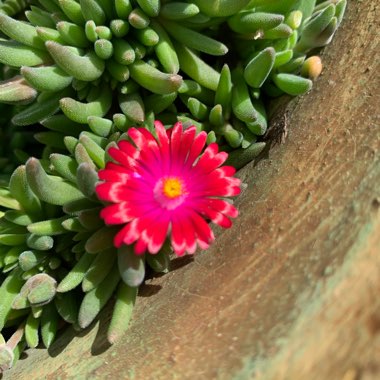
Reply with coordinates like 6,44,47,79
96,121,241,256
0,0,347,371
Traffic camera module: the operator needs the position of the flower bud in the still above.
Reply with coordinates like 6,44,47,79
301,56,323,80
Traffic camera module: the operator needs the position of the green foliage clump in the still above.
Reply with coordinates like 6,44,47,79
0,0,346,372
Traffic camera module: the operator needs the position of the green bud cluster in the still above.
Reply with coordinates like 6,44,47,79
0,151,144,367
0,0,346,151
0,0,346,371
0,64,45,183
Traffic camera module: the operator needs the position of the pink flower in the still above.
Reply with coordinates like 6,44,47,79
96,121,241,256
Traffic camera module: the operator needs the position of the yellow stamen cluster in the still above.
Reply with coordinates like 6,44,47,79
163,177,183,199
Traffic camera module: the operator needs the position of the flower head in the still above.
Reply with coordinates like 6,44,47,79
96,121,241,256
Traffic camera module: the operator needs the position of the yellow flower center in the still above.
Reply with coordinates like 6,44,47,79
162,177,183,199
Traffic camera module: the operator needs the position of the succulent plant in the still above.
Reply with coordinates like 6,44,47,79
0,0,346,372
0,0,346,148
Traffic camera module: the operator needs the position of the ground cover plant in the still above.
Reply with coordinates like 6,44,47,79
0,0,346,372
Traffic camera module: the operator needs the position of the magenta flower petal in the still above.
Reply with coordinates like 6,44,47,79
98,168,130,184
96,182,125,203
134,239,148,255
143,217,169,254
201,207,233,229
117,139,139,157
154,120,170,155
186,131,208,167
177,213,197,254
179,126,197,164
188,211,215,250
194,143,228,173
108,147,132,167
170,220,185,256
96,121,241,256
100,203,135,225
207,198,239,218
114,223,133,247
